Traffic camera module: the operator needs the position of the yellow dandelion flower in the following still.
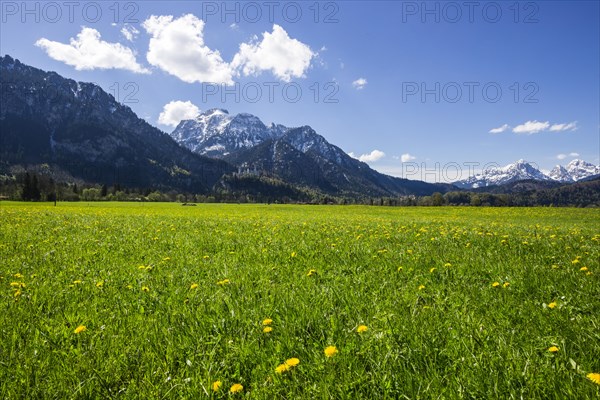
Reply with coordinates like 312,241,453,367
580,266,588,271
492,282,500,288
444,263,452,267
263,318,273,326
74,325,86,334
291,251,297,257
357,325,368,333
10,282,24,287
285,358,300,367
571,259,580,264
14,290,21,297
586,271,593,275
430,268,436,273
263,327,273,333
190,283,199,290
587,373,600,385
138,265,146,270
217,279,230,285
324,345,338,358
212,380,222,392
203,255,210,260
162,257,171,261
397,266,403,272
547,346,559,353
14,273,24,278
96,281,104,287
73,280,82,284
307,269,317,277
229,383,243,393
503,282,510,288
418,285,425,290
141,286,150,292
548,302,557,309
275,363,289,373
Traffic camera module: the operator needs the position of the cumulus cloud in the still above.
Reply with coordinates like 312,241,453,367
121,25,139,42
143,14,234,84
158,100,200,127
512,120,550,134
354,150,385,163
400,153,416,162
35,27,149,73
550,121,577,131
489,124,510,134
557,152,580,160
352,78,368,90
231,24,315,82
497,120,579,135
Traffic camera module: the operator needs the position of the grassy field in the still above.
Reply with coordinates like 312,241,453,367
1,202,599,399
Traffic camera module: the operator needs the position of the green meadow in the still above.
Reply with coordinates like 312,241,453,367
1,202,599,398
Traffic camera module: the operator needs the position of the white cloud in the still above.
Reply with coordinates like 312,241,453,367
569,152,580,157
231,24,314,82
550,121,577,131
357,150,385,163
352,78,368,90
556,154,567,160
489,124,510,134
512,120,550,134
35,27,149,73
121,25,139,42
229,23,239,31
400,153,416,162
158,100,200,127
143,14,234,84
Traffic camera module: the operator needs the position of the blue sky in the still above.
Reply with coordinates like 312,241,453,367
1,1,598,182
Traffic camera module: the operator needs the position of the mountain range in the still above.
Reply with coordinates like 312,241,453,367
455,159,600,189
0,55,450,198
1,55,597,200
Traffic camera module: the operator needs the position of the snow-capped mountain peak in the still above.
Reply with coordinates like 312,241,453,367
565,159,600,181
456,159,600,188
171,110,290,157
455,160,551,188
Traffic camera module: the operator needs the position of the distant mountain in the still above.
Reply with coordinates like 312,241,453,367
172,111,453,197
454,160,551,189
560,159,600,182
456,159,600,189
0,55,233,192
171,109,288,158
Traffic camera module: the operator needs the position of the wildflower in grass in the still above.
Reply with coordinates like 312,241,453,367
587,373,600,385
430,268,436,273
74,325,86,334
492,282,500,288
14,289,21,297
96,281,104,288
138,265,146,270
275,363,289,373
263,327,273,333
548,302,557,309
357,325,368,333
10,282,25,288
572,259,580,264
548,346,559,353
162,257,171,261
285,358,300,367
307,269,317,277
229,383,243,393
324,346,338,358
203,255,210,260
190,283,199,290
580,267,588,271
14,273,24,278
503,282,510,288
212,380,222,392
217,279,230,285
142,286,150,292
263,318,273,326
291,251,297,257
418,285,425,290
397,266,403,272
444,263,452,267
73,280,82,284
